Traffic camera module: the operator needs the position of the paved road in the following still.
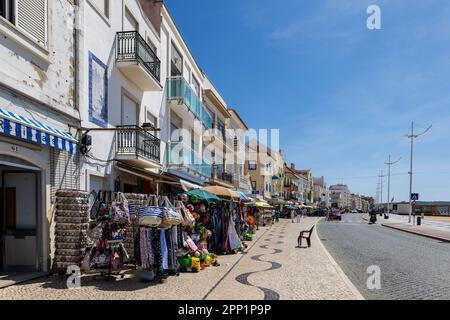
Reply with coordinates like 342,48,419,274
317,213,450,300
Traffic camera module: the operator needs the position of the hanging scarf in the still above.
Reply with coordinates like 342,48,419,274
152,228,163,275
146,228,154,267
160,228,169,270
139,227,149,269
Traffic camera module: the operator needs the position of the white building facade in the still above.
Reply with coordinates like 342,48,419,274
329,184,351,209
0,0,79,273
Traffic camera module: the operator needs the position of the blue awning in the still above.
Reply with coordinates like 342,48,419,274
0,108,78,153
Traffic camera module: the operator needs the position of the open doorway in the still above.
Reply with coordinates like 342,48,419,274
0,155,41,276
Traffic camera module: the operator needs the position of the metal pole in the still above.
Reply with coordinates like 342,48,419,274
406,122,432,225
408,122,414,224
380,170,383,213
385,155,401,217
387,156,391,215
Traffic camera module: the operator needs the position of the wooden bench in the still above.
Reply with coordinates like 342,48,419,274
298,225,315,248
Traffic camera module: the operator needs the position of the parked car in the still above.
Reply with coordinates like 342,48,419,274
328,210,342,221
308,210,326,217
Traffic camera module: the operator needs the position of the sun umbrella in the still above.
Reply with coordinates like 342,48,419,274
186,189,222,204
245,201,274,208
202,186,240,200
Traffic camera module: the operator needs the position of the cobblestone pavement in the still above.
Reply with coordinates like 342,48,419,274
318,213,450,300
205,217,362,300
0,218,362,300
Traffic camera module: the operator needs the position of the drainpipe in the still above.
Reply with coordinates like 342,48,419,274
73,0,82,126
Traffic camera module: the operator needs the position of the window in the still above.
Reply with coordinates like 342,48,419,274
124,7,138,31
192,76,200,97
248,161,257,170
90,0,109,19
1,0,47,46
251,181,257,190
216,118,225,138
0,0,14,23
171,43,183,76
186,65,192,83
146,111,157,128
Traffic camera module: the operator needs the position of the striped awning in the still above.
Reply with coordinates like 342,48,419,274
0,108,78,153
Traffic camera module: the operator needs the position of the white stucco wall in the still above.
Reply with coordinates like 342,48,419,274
0,0,78,121
79,0,164,191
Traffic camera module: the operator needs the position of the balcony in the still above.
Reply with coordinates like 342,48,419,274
167,77,213,129
116,31,161,91
115,125,161,168
167,142,212,179
211,164,234,186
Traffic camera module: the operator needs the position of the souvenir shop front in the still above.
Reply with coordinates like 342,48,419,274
53,189,222,281
0,107,79,277
52,182,263,283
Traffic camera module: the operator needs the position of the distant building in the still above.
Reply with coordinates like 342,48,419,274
294,168,314,205
245,140,277,201
283,164,303,203
351,194,363,211
313,176,330,208
329,184,351,209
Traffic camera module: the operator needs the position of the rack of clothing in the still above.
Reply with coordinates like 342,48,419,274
137,225,180,282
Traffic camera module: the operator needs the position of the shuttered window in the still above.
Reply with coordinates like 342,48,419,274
50,149,81,203
16,0,47,46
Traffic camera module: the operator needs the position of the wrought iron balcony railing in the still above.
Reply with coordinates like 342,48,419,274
116,125,160,163
116,31,161,82
212,164,234,184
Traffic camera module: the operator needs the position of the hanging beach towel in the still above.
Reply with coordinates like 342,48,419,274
90,191,101,220
227,214,242,251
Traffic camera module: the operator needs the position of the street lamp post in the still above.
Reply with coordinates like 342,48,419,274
385,155,401,218
406,121,432,225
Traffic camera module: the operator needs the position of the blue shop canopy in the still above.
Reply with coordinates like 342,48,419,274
0,108,78,153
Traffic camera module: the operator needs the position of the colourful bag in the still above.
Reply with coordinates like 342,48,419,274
185,234,198,252
111,192,130,224
97,191,112,221
139,195,163,227
175,200,195,228
160,196,183,228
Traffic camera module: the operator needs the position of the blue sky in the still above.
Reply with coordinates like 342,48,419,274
166,0,450,201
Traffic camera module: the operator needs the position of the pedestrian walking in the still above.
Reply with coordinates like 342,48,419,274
291,209,295,223
255,209,261,230
296,211,301,223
